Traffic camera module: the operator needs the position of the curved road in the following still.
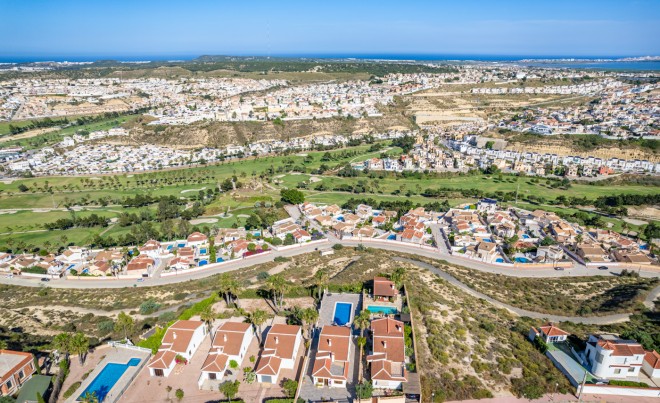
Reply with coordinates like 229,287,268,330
393,257,660,325
1,237,658,325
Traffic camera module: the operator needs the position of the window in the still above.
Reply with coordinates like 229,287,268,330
209,373,216,380
5,380,12,390
614,369,621,375
18,370,24,379
628,367,635,373
596,352,604,364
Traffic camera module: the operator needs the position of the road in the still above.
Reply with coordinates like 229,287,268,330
393,257,660,325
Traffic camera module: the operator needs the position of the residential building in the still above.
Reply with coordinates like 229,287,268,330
584,334,646,379
147,320,207,377
255,325,302,384
0,350,36,397
311,326,352,388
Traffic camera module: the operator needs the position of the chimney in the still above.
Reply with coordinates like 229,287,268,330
397,325,402,332
173,332,177,340
275,336,279,344
327,338,332,347
223,334,227,342
383,340,387,348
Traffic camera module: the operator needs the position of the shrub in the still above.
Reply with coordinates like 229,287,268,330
332,243,344,250
609,380,649,388
175,388,184,401
282,379,298,398
97,320,114,335
356,381,373,399
62,382,81,399
139,299,161,315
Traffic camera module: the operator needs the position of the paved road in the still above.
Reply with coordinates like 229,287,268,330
393,257,660,325
1,236,658,290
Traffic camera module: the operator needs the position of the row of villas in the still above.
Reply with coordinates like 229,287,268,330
437,198,655,267
299,201,438,245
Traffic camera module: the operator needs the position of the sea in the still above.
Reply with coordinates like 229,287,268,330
2,54,660,71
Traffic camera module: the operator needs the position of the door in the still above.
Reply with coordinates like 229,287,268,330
209,373,216,380
154,369,164,377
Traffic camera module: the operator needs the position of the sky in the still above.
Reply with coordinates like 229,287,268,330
1,0,659,61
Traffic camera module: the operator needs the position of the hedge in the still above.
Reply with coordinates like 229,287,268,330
608,380,649,388
62,381,81,399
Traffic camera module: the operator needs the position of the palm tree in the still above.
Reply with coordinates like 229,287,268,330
299,307,319,341
114,312,134,341
199,305,216,338
390,267,406,287
265,274,289,311
246,309,268,345
227,278,244,309
311,269,328,301
53,333,72,359
70,332,89,365
79,391,98,403
354,310,371,339
218,273,240,307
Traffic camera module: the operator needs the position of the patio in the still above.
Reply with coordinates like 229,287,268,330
318,292,362,328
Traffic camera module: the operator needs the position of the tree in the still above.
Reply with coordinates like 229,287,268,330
280,188,305,205
390,267,405,287
311,269,328,301
246,309,268,345
354,310,371,339
79,391,98,403
70,332,89,365
219,380,239,402
175,388,184,402
114,312,134,341
299,307,319,341
0,340,7,350
218,273,243,308
265,274,289,311
356,381,373,399
199,306,216,338
282,379,298,398
53,333,72,358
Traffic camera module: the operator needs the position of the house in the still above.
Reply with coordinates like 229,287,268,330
373,277,398,301
528,324,569,344
584,334,646,379
0,350,36,397
228,240,248,257
476,241,498,263
315,215,333,227
169,257,192,271
148,320,207,377
576,243,610,263
477,198,497,214
139,240,163,258
255,325,302,384
56,246,88,264
312,326,352,388
199,322,255,384
126,255,155,276
187,232,208,247
355,204,374,219
215,228,247,244
642,350,660,378
88,261,111,276
612,250,653,265
292,228,312,243
367,318,407,390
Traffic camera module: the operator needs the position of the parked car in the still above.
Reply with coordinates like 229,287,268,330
598,266,609,270
137,278,145,282
554,267,565,271
5,274,13,279
40,277,50,282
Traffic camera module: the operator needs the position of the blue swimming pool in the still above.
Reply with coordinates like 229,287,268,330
333,302,353,326
216,257,224,263
521,234,530,239
198,260,208,266
79,358,141,402
495,258,504,263
367,305,397,315
515,257,531,263
387,234,397,240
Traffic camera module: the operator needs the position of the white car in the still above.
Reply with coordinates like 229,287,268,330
5,274,13,279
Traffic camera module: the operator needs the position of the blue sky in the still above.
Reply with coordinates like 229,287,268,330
1,0,659,61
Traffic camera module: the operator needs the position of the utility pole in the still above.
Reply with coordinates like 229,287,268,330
577,371,587,402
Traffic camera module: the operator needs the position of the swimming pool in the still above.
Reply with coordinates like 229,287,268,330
79,358,141,402
387,234,397,240
514,257,531,263
367,306,397,315
333,302,353,326
521,234,530,239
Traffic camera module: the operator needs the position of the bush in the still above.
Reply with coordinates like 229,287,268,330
97,320,114,335
158,312,177,322
356,381,373,399
332,243,344,250
139,299,162,315
609,380,649,388
62,382,81,399
282,379,298,398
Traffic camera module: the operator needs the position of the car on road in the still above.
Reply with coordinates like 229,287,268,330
554,267,565,271
40,277,50,282
5,274,13,279
137,278,145,282
598,266,609,270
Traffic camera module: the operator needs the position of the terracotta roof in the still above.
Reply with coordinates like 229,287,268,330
212,322,251,356
159,320,204,354
373,277,398,297
187,232,208,242
260,324,301,362
148,350,177,370
539,324,569,337
201,350,229,373
644,350,660,370
371,318,405,363
316,326,351,362
255,354,282,376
